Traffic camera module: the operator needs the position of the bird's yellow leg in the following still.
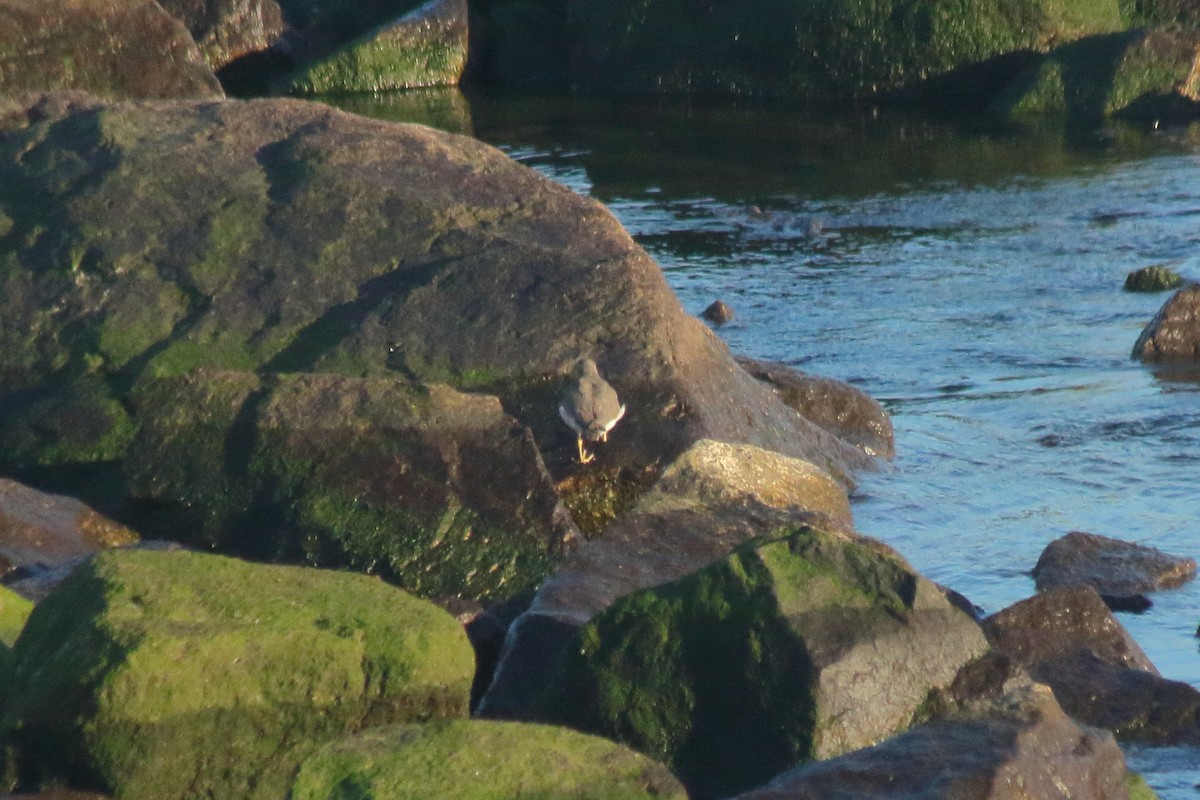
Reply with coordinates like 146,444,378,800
577,436,595,464
598,431,608,443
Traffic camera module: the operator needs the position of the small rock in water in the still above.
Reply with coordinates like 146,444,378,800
1032,530,1197,602
1124,262,1185,292
702,299,735,325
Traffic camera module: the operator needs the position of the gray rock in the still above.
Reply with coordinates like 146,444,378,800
984,586,1200,744
1033,530,1196,600
734,683,1129,800
125,370,576,602
736,356,895,458
530,525,989,798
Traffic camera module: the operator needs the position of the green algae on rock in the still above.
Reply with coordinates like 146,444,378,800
537,526,988,799
0,548,473,799
563,0,1123,99
990,27,1200,119
288,0,469,94
1125,263,1186,292
291,719,687,800
126,370,572,601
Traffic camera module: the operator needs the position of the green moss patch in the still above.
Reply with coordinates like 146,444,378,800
1,548,473,799
291,719,687,799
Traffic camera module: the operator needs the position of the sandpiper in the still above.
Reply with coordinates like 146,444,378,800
558,358,626,464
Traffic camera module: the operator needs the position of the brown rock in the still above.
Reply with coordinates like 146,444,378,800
157,0,285,70
0,478,138,580
984,586,1200,744
736,355,895,458
1033,530,1196,599
702,299,735,324
734,683,1128,800
0,0,223,100
1133,282,1200,361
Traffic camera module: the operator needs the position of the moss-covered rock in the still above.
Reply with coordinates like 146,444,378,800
288,0,469,94
290,719,687,799
563,0,1123,99
0,0,223,100
0,548,473,799
536,526,989,798
991,27,1200,119
126,370,573,601
1126,262,1187,292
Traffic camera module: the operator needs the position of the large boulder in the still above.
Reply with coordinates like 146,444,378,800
991,27,1200,120
0,0,223,100
479,439,853,717
0,93,874,599
1133,282,1200,361
290,720,687,799
287,0,470,94
562,0,1123,99
531,526,989,798
983,586,1200,744
734,683,1129,800
0,548,474,799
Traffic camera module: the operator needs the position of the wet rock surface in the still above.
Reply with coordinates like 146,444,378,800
1033,530,1196,602
733,683,1130,800
984,586,1200,744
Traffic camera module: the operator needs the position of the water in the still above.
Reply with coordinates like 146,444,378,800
334,89,1200,793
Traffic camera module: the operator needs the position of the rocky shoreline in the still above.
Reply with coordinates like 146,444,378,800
3,2,1200,798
